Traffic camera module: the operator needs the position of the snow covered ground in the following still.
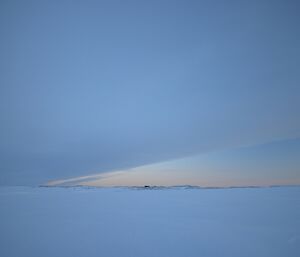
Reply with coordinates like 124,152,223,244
0,186,299,257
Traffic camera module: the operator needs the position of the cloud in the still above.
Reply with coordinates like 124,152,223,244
1,0,300,185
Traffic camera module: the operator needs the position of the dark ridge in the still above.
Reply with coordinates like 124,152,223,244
39,184,300,190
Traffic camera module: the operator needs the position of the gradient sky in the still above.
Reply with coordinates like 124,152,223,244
1,0,300,185
48,138,300,187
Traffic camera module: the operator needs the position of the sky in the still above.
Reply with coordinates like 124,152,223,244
0,0,300,186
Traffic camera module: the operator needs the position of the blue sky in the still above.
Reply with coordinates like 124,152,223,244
0,0,299,185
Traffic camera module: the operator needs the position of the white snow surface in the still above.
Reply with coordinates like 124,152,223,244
0,186,299,257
